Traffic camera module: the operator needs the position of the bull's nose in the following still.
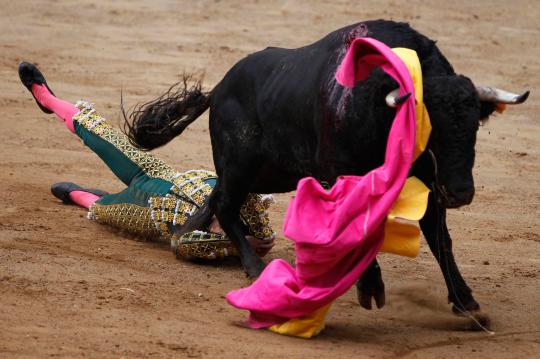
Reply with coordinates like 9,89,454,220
446,188,475,208
460,189,475,205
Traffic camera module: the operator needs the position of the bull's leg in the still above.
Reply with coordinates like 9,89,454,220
209,100,266,277
210,176,264,277
356,259,386,309
420,192,481,314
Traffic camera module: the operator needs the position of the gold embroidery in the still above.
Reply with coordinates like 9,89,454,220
73,101,178,181
89,202,162,240
170,170,216,206
149,195,197,236
240,194,275,240
172,231,238,260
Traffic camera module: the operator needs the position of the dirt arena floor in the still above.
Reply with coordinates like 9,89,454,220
1,0,539,357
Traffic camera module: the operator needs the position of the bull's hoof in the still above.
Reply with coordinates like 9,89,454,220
357,286,386,310
452,305,492,331
356,267,385,310
245,259,265,278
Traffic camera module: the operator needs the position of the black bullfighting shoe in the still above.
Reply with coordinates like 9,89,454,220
51,182,109,204
18,61,55,114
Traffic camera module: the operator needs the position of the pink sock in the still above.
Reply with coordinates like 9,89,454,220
31,84,78,133
69,191,101,209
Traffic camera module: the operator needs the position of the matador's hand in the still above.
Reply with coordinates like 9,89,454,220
246,235,275,257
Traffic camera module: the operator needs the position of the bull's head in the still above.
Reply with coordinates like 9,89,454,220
387,75,529,208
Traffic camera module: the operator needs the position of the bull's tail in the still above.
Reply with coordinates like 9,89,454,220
123,74,210,150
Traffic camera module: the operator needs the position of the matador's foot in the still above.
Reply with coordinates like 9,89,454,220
51,182,109,205
18,62,55,114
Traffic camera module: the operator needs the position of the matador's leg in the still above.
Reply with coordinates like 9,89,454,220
19,62,178,187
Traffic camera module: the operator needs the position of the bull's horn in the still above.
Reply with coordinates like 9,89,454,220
476,86,530,104
385,89,411,107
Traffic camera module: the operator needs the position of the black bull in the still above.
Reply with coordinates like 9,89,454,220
126,20,529,320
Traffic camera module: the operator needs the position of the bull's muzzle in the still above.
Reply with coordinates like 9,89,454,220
442,185,475,208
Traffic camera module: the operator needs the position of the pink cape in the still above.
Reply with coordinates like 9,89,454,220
226,37,417,328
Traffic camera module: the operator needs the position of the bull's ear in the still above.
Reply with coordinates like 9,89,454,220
479,101,497,123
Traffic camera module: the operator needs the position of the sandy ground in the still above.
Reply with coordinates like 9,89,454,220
0,0,539,358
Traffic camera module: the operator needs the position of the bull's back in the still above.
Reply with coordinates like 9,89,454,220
208,20,454,187
212,19,453,111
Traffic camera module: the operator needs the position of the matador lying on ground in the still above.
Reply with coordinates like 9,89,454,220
18,62,275,261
